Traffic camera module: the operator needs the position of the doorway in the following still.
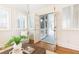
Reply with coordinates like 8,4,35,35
40,13,56,44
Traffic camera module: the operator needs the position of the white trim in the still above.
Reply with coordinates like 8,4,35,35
0,9,10,30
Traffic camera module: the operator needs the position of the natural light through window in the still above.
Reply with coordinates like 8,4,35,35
62,5,79,30
0,9,9,30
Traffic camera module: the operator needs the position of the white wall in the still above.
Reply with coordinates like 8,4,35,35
56,5,79,51
1,4,79,51
0,5,27,46
31,5,55,43
31,4,79,51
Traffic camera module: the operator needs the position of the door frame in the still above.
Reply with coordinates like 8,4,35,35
34,12,56,44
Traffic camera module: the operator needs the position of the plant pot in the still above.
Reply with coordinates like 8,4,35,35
22,39,29,44
29,39,34,44
10,43,23,54
13,43,22,49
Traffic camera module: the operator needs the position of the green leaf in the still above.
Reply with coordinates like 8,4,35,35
4,35,28,47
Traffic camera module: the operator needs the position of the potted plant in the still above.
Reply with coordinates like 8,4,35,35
4,35,28,50
29,34,34,44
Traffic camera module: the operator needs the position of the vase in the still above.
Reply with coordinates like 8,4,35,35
9,43,23,54
13,43,22,49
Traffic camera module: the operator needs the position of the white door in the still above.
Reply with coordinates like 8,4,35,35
34,14,41,43
42,13,56,44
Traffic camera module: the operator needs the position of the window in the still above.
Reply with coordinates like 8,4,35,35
0,9,9,30
62,5,79,30
62,6,72,29
40,15,47,29
18,16,27,30
40,15,48,37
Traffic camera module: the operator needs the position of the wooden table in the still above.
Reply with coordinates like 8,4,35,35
0,43,46,54
22,43,46,54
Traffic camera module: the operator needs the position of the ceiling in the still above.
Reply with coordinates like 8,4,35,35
6,4,52,14
1,4,73,14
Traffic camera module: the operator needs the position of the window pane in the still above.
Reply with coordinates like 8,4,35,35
0,9,9,29
18,16,25,30
62,5,79,30
62,6,71,29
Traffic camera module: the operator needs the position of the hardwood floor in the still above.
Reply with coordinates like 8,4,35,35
55,45,79,54
35,41,56,51
35,41,79,54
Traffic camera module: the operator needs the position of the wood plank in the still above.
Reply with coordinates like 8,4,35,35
55,45,79,54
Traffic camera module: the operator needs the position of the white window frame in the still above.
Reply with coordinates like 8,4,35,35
0,9,9,30
62,5,79,30
18,15,27,30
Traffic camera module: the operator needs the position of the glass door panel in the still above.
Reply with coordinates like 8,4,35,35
40,13,56,44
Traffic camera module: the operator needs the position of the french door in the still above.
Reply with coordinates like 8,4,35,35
40,15,48,39
40,13,56,44
34,13,56,44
